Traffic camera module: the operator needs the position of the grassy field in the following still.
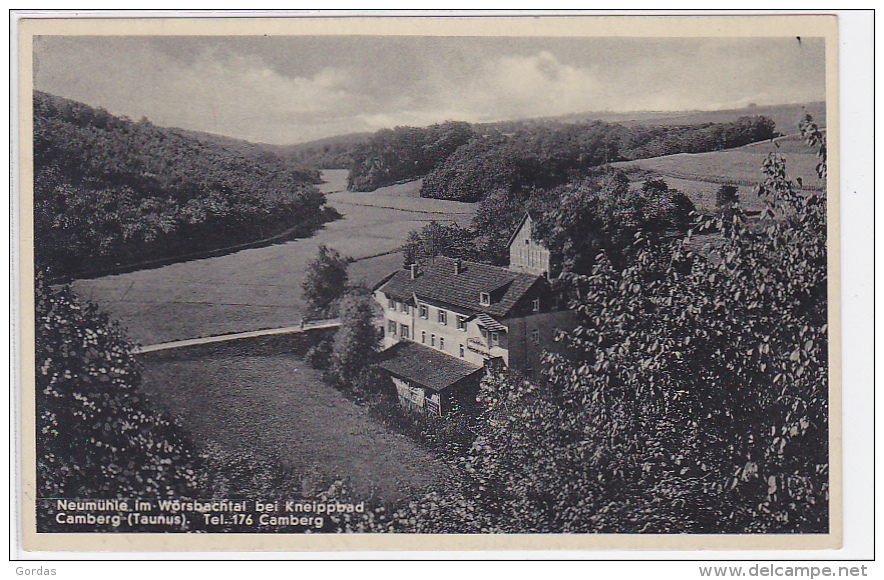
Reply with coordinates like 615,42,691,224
72,169,477,345
68,169,463,502
615,134,824,213
140,346,451,500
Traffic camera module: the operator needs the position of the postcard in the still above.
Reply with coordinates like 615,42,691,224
14,13,840,552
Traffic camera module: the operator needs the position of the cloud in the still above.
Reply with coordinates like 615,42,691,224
478,51,601,117
34,36,826,144
158,50,357,141
35,38,363,143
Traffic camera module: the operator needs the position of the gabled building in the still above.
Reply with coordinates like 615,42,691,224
506,212,561,278
375,214,572,416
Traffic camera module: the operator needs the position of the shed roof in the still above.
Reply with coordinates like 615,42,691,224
476,313,508,332
378,341,483,392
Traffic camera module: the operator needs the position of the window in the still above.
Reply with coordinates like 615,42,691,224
479,292,491,306
419,304,429,319
426,394,441,417
388,320,397,335
459,344,465,358
400,301,408,313
438,309,447,325
456,315,467,331
531,329,540,344
421,331,426,344
490,331,499,346
400,324,409,339
388,298,395,310
439,337,445,351
532,297,540,312
431,334,435,347
480,327,488,339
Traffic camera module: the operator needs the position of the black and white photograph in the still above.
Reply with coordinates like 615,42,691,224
14,13,846,553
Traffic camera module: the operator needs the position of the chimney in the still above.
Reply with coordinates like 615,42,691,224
454,259,463,275
410,263,419,279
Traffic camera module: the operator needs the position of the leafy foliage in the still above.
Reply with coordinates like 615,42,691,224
35,277,199,499
716,184,740,210
403,171,695,274
420,122,617,202
471,189,538,265
437,118,828,533
619,116,777,160
531,172,696,273
34,91,329,277
302,244,351,317
347,121,474,191
402,221,478,267
420,117,777,203
270,132,372,171
327,288,382,394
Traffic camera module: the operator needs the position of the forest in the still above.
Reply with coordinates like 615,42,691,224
344,115,777,198
347,115,829,533
268,132,372,172
32,86,827,533
33,91,331,278
346,121,474,191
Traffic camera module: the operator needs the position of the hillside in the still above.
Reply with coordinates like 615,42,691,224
498,101,827,134
267,132,373,171
419,116,777,202
33,90,331,278
254,101,824,188
612,133,825,214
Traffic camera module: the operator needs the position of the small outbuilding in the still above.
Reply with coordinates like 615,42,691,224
378,341,484,416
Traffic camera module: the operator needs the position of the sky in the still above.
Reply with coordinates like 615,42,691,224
33,35,826,145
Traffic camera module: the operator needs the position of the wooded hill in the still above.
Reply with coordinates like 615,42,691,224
33,91,331,278
266,102,822,177
343,115,778,199
267,132,373,171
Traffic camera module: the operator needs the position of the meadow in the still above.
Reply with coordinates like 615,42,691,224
614,134,824,213
139,343,451,500
71,170,477,345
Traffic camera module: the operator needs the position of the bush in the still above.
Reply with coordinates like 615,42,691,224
326,289,381,393
305,338,334,370
367,391,479,457
35,276,199,501
302,244,351,318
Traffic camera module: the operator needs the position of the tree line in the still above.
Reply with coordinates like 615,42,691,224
34,114,827,534
346,121,474,191
404,170,698,275
34,91,332,278
344,115,777,198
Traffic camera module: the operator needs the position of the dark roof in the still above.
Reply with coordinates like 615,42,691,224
378,341,482,392
475,313,507,332
377,256,540,318
371,270,399,292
